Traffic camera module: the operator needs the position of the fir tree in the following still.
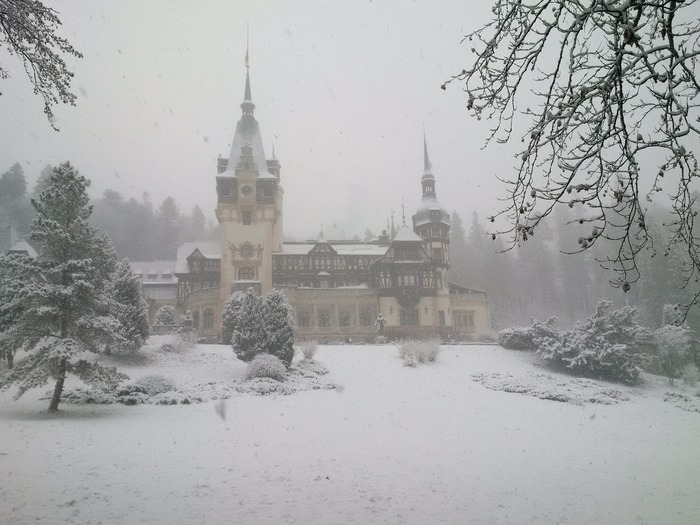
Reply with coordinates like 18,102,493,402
260,289,295,366
230,288,263,363
109,259,149,353
0,162,127,411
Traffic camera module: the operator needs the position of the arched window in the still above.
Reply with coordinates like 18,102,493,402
203,309,214,329
239,267,254,280
192,310,200,328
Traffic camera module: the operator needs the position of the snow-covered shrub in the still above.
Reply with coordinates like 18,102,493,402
132,374,179,395
260,289,295,365
498,317,558,350
398,339,440,366
295,358,329,376
536,302,646,385
298,340,319,360
682,363,700,387
158,331,196,353
655,325,692,385
246,354,287,382
154,305,176,326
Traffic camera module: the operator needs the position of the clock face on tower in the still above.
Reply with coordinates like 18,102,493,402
240,243,254,259
241,185,253,196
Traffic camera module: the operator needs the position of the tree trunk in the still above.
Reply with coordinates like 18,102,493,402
6,349,13,369
48,358,67,412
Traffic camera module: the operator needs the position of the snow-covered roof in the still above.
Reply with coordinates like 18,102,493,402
413,194,450,226
175,241,221,273
279,242,387,256
392,226,423,243
129,260,178,284
7,240,37,258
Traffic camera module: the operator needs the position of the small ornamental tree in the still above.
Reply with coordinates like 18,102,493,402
108,259,150,353
0,162,128,410
260,289,295,366
230,288,263,363
221,290,247,345
655,325,692,386
223,288,295,365
154,305,176,326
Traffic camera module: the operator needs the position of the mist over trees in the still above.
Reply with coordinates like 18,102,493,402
0,162,216,261
450,207,700,330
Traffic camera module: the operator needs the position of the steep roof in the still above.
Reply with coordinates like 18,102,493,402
220,65,276,180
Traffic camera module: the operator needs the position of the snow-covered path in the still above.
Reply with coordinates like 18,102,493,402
1,344,698,524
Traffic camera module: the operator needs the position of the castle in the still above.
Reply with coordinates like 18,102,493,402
133,61,492,342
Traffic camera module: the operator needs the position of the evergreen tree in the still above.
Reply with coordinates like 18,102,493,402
260,289,295,365
0,253,32,368
155,196,181,259
108,259,149,353
221,290,247,345
449,211,469,286
229,288,263,363
0,163,33,251
31,165,54,201
154,305,176,326
0,162,127,411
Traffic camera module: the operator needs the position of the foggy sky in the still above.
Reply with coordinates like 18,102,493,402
0,0,515,240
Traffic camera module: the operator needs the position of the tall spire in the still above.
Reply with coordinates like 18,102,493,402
241,27,255,115
423,129,433,177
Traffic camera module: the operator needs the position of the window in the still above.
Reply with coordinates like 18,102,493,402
298,313,310,328
400,309,419,325
339,309,351,327
398,273,418,286
192,310,200,327
318,309,331,327
242,211,252,225
238,267,254,280
433,248,443,262
454,311,475,330
203,309,214,329
439,310,445,326
359,306,376,326
435,272,442,289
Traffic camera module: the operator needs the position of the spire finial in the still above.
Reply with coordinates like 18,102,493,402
401,197,406,226
241,27,255,115
245,23,250,69
423,128,432,175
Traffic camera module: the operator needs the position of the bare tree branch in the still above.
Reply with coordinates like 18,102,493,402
446,0,700,318
0,0,82,128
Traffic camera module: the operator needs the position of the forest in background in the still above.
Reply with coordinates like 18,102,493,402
2,162,697,331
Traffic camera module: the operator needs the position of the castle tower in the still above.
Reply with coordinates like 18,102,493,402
411,135,452,329
215,55,284,313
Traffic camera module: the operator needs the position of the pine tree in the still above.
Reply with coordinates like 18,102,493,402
0,162,127,411
260,289,295,365
449,212,469,286
230,288,263,363
221,290,247,345
0,253,33,368
109,259,149,353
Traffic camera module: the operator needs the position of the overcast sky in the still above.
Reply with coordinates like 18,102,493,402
0,0,517,240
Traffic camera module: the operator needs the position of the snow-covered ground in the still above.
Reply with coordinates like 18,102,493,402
2,342,699,524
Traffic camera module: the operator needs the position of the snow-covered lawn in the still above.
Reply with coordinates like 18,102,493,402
2,342,699,524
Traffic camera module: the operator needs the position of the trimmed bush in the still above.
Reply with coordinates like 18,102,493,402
498,317,558,350
246,354,287,382
298,340,319,360
398,340,440,366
